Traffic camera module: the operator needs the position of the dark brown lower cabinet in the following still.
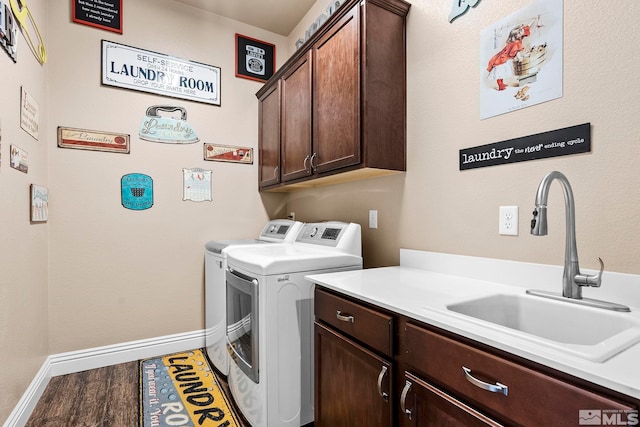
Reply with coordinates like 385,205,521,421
399,371,503,427
313,285,640,427
314,322,393,427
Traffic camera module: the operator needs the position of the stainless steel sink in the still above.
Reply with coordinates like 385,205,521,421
446,293,640,362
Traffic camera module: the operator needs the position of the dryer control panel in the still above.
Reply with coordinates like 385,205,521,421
258,219,303,241
295,222,362,256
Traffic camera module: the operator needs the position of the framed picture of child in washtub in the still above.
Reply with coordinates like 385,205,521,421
480,0,563,120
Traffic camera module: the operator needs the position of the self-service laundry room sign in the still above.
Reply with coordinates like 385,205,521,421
102,40,221,106
459,123,590,170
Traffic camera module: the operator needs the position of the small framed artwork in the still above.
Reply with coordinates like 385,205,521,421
235,34,275,82
30,184,48,222
204,143,253,164
10,144,28,173
183,168,212,202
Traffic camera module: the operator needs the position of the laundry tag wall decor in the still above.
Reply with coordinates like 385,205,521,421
182,168,212,202
9,0,46,64
102,40,221,106
121,173,153,210
139,105,199,144
0,0,18,61
459,123,590,171
58,126,130,153
203,144,252,164
20,86,39,140
72,0,122,34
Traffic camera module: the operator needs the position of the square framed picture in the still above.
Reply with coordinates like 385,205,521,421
235,34,275,82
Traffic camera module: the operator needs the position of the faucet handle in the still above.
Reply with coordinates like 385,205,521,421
575,257,604,288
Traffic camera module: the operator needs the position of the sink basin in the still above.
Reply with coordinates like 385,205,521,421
446,293,640,362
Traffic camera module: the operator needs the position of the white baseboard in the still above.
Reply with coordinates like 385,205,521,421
3,329,205,427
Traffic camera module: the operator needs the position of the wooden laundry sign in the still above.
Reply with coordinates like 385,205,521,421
459,123,590,170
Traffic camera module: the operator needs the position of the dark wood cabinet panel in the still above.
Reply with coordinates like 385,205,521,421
256,0,410,191
313,285,640,427
258,82,281,188
281,51,313,182
315,287,393,356
315,322,393,427
403,322,638,426
313,5,361,174
399,372,504,427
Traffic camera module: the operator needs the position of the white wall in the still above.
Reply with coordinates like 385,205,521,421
45,0,289,354
286,0,640,276
0,0,49,420
1,0,289,421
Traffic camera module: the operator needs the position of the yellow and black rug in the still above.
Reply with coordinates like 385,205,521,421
140,349,242,427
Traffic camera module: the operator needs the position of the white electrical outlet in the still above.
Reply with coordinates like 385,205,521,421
369,210,378,229
499,206,518,236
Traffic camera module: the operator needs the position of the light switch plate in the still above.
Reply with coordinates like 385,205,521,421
369,210,378,229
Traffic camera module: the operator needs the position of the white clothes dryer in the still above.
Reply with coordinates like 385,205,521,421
225,222,362,427
204,219,303,376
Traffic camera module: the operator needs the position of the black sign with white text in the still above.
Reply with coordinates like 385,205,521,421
72,0,122,34
460,123,591,170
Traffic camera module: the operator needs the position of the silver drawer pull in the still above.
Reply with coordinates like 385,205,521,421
462,366,508,396
377,365,389,402
400,380,413,420
336,310,354,323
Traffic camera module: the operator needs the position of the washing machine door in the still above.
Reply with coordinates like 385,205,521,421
226,268,260,384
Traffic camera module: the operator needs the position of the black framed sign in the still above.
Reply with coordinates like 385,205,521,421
72,0,123,34
235,34,275,82
459,123,591,170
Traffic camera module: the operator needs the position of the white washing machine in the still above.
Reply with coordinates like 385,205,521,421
225,222,362,427
204,219,303,376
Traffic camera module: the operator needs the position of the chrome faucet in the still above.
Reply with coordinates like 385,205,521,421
530,171,603,299
527,171,630,311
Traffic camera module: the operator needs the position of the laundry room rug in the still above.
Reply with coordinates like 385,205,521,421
140,349,242,427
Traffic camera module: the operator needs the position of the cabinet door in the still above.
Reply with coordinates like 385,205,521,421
315,322,392,427
400,372,504,427
313,3,361,174
258,82,281,188
281,51,313,182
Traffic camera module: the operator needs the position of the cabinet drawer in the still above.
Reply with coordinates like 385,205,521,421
404,322,637,426
315,287,393,356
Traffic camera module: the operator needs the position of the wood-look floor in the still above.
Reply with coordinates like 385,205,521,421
25,358,249,427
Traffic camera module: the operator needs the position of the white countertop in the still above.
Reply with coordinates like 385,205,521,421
306,249,640,399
